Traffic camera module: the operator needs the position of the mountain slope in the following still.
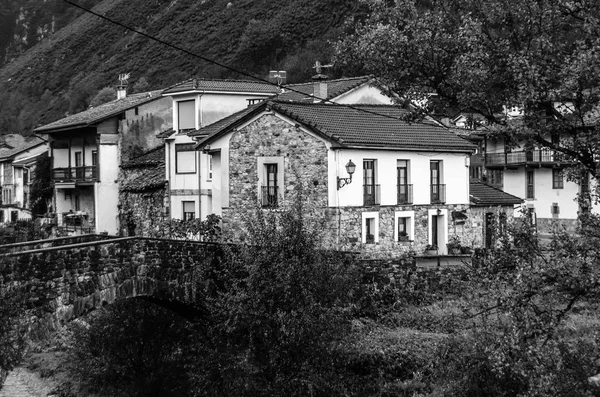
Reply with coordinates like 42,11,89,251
0,0,366,135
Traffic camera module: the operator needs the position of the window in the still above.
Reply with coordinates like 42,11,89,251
175,143,196,174
470,165,482,181
430,160,444,203
551,202,560,218
182,201,195,220
91,150,98,166
363,159,379,205
395,211,415,242
397,160,412,204
75,151,83,179
361,212,379,244
207,155,213,181
397,218,410,241
262,163,278,207
488,169,503,187
23,168,29,185
75,195,80,211
552,169,563,189
178,100,196,130
526,170,535,199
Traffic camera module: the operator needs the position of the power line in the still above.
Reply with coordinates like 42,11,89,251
60,0,436,124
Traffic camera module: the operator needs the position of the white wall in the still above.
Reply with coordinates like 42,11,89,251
328,149,470,207
333,84,394,105
95,136,119,234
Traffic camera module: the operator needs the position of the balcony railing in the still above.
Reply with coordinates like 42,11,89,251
485,149,567,167
261,185,279,207
363,184,381,206
431,184,446,204
397,184,413,205
52,166,98,182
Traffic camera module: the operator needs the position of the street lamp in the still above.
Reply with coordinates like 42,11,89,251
337,159,356,190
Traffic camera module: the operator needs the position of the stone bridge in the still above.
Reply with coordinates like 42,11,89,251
0,237,224,339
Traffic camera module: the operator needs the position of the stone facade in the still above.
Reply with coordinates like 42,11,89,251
222,114,329,233
119,188,169,237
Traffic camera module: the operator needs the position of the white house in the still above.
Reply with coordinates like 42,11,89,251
34,88,172,235
194,100,477,257
0,135,47,222
159,78,282,221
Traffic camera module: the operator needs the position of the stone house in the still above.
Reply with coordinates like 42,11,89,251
0,134,47,222
194,99,480,258
34,88,172,235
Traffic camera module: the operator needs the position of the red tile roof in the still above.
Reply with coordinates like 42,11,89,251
162,78,280,95
196,100,476,152
35,91,163,133
469,181,523,206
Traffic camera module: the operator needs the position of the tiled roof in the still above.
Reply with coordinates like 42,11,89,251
469,181,523,206
197,100,475,152
275,76,373,102
189,102,265,138
120,146,166,192
121,146,164,168
34,90,163,133
162,78,280,95
0,135,46,161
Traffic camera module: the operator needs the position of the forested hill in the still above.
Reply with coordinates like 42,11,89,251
0,0,367,135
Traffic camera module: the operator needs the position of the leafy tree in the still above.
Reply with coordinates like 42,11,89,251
335,0,600,181
192,187,359,396
29,152,52,216
63,299,196,397
89,86,116,107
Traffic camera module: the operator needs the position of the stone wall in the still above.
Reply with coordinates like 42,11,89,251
119,188,169,237
222,114,329,235
0,237,223,340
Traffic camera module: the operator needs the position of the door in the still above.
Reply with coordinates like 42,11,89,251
431,215,439,248
363,160,375,205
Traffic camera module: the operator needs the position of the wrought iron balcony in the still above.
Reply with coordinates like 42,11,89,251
261,185,279,207
363,184,381,206
397,184,413,205
430,184,446,204
52,166,98,182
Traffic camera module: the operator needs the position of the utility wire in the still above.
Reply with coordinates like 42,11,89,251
60,0,436,124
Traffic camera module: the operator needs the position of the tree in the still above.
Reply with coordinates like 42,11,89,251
0,285,26,385
132,77,150,94
335,0,600,181
29,152,52,216
193,186,359,396
89,86,116,107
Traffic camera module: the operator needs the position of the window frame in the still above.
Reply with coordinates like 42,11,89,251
182,201,196,221
394,210,415,242
175,143,197,174
177,99,196,131
361,211,379,244
526,169,535,199
552,168,564,189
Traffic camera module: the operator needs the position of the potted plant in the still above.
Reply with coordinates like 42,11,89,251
447,235,462,254
424,244,438,255
398,230,409,242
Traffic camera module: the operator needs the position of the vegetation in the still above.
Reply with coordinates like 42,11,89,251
29,152,53,216
0,0,367,135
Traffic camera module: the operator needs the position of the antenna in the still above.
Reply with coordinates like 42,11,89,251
118,73,131,86
268,71,287,86
312,60,333,75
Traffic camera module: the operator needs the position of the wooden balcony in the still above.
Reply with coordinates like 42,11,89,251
52,166,98,183
485,149,570,168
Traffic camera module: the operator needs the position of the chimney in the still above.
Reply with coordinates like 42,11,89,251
311,61,332,102
117,73,130,99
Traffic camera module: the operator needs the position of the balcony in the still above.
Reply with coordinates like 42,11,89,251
363,184,381,206
261,185,278,207
397,184,413,205
485,149,569,168
430,184,446,204
52,166,98,183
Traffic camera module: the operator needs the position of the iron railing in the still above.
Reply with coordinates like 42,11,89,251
397,184,413,205
430,184,446,204
363,184,381,206
52,166,98,182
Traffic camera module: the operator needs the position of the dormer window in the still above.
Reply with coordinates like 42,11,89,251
178,100,195,130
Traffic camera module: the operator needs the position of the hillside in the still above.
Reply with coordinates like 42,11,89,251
0,0,367,135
